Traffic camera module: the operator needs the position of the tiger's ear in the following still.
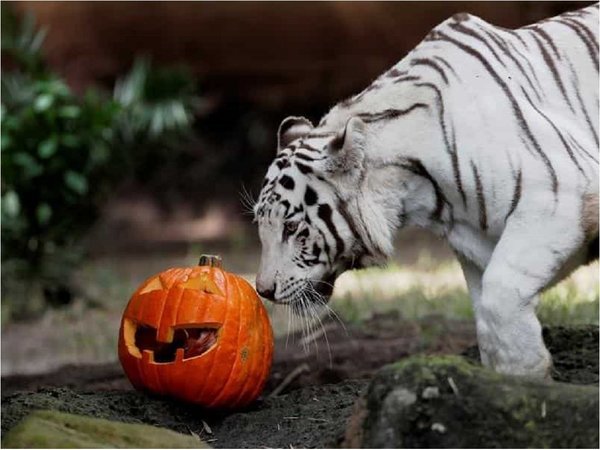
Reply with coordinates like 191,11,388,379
325,116,366,175
277,116,314,151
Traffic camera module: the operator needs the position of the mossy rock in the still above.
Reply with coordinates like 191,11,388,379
2,409,209,448
344,355,599,448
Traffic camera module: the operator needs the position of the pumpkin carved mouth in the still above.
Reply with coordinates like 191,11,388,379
123,319,219,363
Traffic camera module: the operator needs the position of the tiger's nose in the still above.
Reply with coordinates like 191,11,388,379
256,286,275,300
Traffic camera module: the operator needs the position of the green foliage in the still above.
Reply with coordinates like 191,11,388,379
1,6,46,75
113,57,198,181
2,75,120,262
1,72,120,317
1,9,199,319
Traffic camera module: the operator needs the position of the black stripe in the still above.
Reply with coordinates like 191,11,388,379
304,185,318,206
452,22,570,113
528,26,561,60
279,175,295,190
357,103,429,123
336,198,363,244
311,243,321,259
448,22,507,69
506,40,544,93
506,169,522,220
414,82,467,207
279,200,291,214
470,161,487,231
316,227,332,265
410,58,449,84
276,159,291,170
434,31,558,193
294,152,324,162
530,33,577,114
479,26,543,103
433,56,458,79
520,87,586,176
317,203,345,257
556,18,599,70
509,30,530,49
297,228,309,239
296,162,313,175
306,131,337,139
567,58,600,149
393,75,421,84
564,130,599,164
398,158,447,221
386,67,408,78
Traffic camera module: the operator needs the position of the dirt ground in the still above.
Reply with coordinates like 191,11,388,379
2,313,597,448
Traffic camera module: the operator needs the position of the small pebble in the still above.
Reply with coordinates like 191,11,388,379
431,422,446,433
422,386,440,399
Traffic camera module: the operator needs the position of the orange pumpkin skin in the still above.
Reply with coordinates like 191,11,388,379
118,259,274,409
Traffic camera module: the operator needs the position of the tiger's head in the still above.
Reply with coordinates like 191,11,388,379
253,115,382,311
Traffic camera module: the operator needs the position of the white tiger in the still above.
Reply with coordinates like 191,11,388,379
253,4,599,378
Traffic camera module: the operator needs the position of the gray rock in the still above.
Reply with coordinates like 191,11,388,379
344,355,599,448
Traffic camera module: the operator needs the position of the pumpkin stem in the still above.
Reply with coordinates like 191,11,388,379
198,254,223,268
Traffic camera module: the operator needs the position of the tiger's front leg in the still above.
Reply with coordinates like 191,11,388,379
473,212,583,378
468,202,583,378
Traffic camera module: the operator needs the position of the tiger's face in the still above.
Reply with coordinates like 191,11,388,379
254,116,368,310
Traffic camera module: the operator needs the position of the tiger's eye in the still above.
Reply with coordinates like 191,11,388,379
284,221,299,235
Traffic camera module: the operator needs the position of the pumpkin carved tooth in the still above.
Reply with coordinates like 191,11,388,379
130,323,220,363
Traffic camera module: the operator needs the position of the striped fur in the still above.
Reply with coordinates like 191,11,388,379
254,4,599,377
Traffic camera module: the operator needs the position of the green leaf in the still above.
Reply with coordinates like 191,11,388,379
64,171,88,195
2,190,21,218
36,203,52,225
61,135,80,148
38,137,57,158
33,93,53,112
90,143,110,164
58,105,80,119
13,152,43,177
2,133,12,151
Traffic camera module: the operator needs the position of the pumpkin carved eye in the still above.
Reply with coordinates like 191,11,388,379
139,273,224,296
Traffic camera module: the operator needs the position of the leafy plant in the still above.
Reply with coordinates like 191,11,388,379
1,5,46,75
1,72,121,317
113,57,199,181
1,8,200,319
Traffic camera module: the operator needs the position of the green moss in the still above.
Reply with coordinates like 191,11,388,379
2,410,209,448
385,354,485,381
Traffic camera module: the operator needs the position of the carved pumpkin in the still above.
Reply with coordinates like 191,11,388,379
118,255,274,409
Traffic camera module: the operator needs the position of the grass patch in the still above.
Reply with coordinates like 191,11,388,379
329,261,599,327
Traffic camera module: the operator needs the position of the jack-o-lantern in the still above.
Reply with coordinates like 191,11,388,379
118,255,274,409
